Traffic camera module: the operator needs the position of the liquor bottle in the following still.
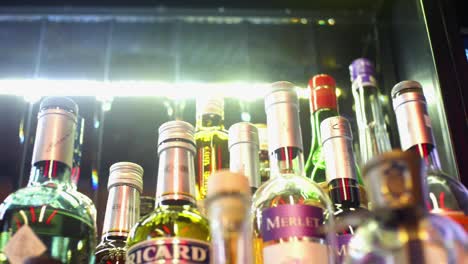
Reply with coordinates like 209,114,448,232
139,196,155,218
195,97,229,201
391,80,468,229
346,150,468,263
320,116,368,262
206,171,253,264
228,122,261,193
126,121,211,264
252,81,335,264
349,58,392,164
95,162,143,264
255,124,270,184
304,74,339,187
0,97,96,263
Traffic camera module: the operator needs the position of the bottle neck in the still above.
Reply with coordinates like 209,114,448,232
196,113,225,131
329,178,361,209
28,160,73,188
352,83,391,164
306,108,338,171
270,146,305,177
229,142,260,190
156,146,197,205
206,192,252,264
102,184,141,238
408,143,442,173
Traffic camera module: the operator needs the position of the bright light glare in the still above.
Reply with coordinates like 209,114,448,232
0,79,297,100
241,112,251,122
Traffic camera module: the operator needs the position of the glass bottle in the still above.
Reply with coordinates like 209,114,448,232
126,121,211,263
391,80,468,230
229,122,261,194
349,58,392,165
304,74,339,187
206,171,253,264
252,82,335,264
320,116,368,262
346,150,468,264
255,124,270,184
0,97,96,264
95,162,143,264
195,97,229,201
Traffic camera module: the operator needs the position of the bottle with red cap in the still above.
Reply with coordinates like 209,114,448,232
304,74,340,188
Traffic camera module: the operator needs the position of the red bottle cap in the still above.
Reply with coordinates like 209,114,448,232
309,74,338,113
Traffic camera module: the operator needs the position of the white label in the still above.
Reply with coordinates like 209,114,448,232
4,225,47,264
263,241,329,264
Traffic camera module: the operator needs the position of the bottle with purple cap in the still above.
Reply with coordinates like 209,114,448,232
349,58,392,165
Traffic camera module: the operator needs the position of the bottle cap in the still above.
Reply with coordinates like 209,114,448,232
320,116,352,144
309,74,337,113
362,150,425,211
391,80,423,98
391,80,433,150
196,96,224,117
207,170,251,197
40,96,78,114
264,81,303,152
349,58,375,82
158,120,195,151
228,122,259,149
108,162,144,193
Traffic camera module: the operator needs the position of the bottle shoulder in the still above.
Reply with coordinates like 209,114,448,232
127,205,210,247
0,185,94,225
195,128,228,141
253,174,331,210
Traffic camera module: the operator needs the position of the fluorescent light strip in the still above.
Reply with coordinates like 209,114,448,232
0,79,309,100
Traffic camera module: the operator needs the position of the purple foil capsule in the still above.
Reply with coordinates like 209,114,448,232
349,58,375,82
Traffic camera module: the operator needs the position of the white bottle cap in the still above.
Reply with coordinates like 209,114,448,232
108,162,144,193
196,96,224,117
207,170,251,197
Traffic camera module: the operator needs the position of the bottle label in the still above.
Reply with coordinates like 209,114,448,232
263,240,329,263
336,234,353,262
126,238,211,264
260,204,324,241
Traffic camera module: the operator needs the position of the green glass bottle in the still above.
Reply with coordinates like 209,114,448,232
304,74,339,187
194,97,229,201
126,121,211,264
0,97,96,264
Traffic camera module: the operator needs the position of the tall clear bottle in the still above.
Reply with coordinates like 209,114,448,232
126,121,211,263
195,97,229,201
391,80,468,230
206,171,253,264
349,58,392,165
304,74,339,186
229,122,261,193
0,97,96,264
95,162,143,264
320,116,368,262
252,81,335,264
346,150,468,264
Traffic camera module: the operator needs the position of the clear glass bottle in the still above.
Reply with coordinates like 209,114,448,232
195,97,230,201
255,124,270,184
349,58,392,165
252,81,335,264
0,97,96,264
304,74,339,187
229,122,261,194
391,80,468,230
95,162,143,264
126,121,211,263
346,150,468,264
206,171,253,264
320,116,368,262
